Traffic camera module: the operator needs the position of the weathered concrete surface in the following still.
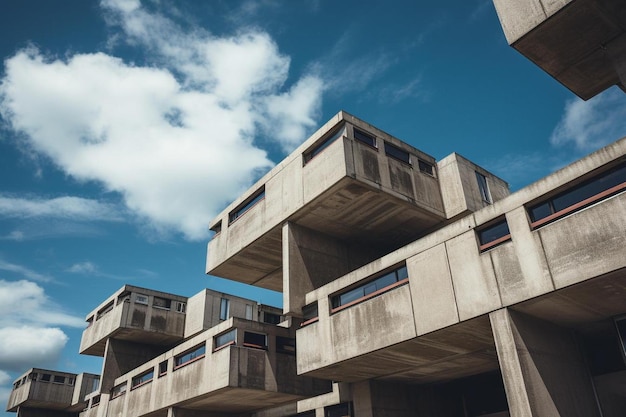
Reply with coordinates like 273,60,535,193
492,0,626,99
490,309,600,417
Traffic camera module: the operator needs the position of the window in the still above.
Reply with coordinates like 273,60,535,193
68,377,74,386
110,382,127,399
41,374,51,382
277,336,296,355
220,298,230,320
158,360,168,377
528,162,626,228
131,370,154,389
53,375,65,384
243,332,267,349
153,297,171,309
92,377,100,393
331,265,409,312
91,395,101,408
304,123,346,163
215,329,236,351
476,171,491,203
418,159,434,176
353,128,376,148
135,294,149,305
263,312,281,325
174,344,206,369
245,304,253,320
210,220,222,236
301,302,319,326
176,302,186,313
229,186,265,224
477,219,511,251
384,142,410,164
96,301,114,320
29,372,38,381
325,402,353,417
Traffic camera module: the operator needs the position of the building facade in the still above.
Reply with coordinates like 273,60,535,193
7,1,626,415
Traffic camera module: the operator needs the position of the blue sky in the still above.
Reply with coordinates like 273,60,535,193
1,0,626,412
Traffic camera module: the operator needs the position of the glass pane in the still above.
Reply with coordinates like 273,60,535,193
396,266,408,280
374,272,397,291
478,221,510,245
529,202,553,222
339,287,365,306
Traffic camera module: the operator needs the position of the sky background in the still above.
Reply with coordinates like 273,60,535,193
1,0,626,413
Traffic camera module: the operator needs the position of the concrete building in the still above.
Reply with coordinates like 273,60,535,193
7,1,626,415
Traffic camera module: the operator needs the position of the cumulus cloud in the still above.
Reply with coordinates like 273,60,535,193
0,0,324,240
0,280,85,328
550,87,626,151
0,327,68,372
67,262,98,274
0,195,123,222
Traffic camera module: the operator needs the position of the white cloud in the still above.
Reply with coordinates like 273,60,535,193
0,326,68,372
550,87,626,151
67,262,98,274
0,260,52,282
0,195,123,222
0,0,324,241
0,280,85,328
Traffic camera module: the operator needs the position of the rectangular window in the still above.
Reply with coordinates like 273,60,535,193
110,382,127,399
96,301,114,320
384,141,410,164
41,374,51,382
243,332,267,349
158,360,168,377
277,336,296,355
91,395,101,408
477,219,511,251
304,123,346,163
153,297,171,309
229,186,265,224
176,302,186,313
245,304,253,320
528,162,626,228
68,377,74,386
263,312,281,325
210,220,222,236
418,159,434,176
174,344,206,369
220,298,230,320
214,329,236,351
92,377,100,393
53,375,65,384
353,128,376,148
331,265,409,312
131,370,154,389
135,294,149,305
301,302,319,326
476,171,491,203
325,402,353,417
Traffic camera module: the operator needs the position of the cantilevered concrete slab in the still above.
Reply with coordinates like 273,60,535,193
493,0,626,99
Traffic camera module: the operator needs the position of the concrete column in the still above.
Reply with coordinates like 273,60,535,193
490,308,600,417
283,222,376,317
99,338,164,393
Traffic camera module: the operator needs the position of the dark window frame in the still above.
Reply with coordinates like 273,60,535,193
276,336,296,355
301,302,319,327
477,218,511,252
243,331,267,350
304,123,346,163
418,159,434,176
131,369,154,390
330,265,409,313
384,141,411,165
353,128,377,149
476,171,491,203
110,382,127,399
228,186,265,224
219,298,230,320
174,344,206,370
528,161,626,229
158,360,168,377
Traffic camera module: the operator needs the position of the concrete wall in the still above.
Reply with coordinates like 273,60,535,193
7,370,77,412
100,339,165,394
492,0,572,44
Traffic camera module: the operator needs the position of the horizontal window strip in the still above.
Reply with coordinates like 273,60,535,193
330,278,409,314
530,181,626,229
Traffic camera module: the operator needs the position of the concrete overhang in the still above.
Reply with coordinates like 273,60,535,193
493,0,626,100
208,176,446,292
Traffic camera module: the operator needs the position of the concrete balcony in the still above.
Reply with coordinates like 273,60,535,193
297,137,626,384
80,285,187,356
103,318,330,417
492,0,626,99
7,369,99,414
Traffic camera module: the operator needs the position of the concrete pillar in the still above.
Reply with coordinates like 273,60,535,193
99,338,164,393
490,308,600,417
282,222,377,317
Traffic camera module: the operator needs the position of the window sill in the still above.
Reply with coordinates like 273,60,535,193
479,234,512,252
173,354,205,370
300,317,319,327
213,340,235,352
130,379,153,391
